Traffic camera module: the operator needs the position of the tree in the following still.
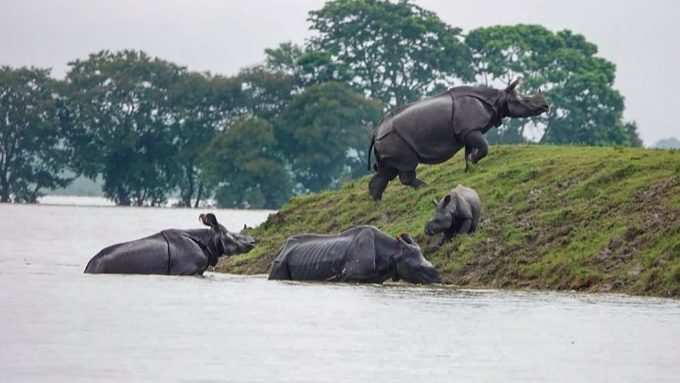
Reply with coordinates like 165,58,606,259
264,42,349,89
465,25,636,146
623,121,643,147
277,82,382,192
169,72,242,207
0,66,72,203
655,137,680,149
235,65,297,120
65,50,184,206
201,117,292,209
486,119,529,145
308,0,473,107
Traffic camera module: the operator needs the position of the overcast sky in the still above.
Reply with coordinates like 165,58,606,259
1,0,678,145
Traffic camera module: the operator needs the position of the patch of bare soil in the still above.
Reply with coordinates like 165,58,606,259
592,176,680,286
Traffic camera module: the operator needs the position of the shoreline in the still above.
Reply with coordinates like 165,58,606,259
216,145,680,298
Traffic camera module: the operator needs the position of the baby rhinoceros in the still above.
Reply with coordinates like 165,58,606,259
425,185,481,247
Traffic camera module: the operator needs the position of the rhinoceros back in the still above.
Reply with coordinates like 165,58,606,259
452,184,482,225
377,94,459,164
283,235,353,281
84,233,169,274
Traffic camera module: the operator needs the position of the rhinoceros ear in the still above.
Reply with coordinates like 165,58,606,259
442,194,451,207
200,213,219,230
506,77,522,92
399,233,415,245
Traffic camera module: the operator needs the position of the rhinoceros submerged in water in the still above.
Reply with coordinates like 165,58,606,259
268,225,441,284
367,79,549,200
84,213,256,275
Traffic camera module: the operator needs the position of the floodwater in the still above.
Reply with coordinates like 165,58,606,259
1,198,679,382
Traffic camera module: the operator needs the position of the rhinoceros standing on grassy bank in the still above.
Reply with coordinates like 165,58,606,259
425,185,482,247
268,225,441,284
367,79,549,200
84,213,256,275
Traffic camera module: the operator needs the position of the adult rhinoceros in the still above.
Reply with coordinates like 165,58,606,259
268,225,441,284
84,213,255,275
367,79,549,200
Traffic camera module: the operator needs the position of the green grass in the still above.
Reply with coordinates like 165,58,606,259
217,145,680,297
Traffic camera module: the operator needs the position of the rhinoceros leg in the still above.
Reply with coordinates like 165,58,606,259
340,228,378,282
462,130,489,168
371,132,422,199
435,232,452,247
456,218,473,235
464,146,472,172
435,218,472,247
398,170,426,188
369,166,398,201
167,232,210,275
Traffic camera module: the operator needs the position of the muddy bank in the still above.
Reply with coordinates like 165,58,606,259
218,145,680,297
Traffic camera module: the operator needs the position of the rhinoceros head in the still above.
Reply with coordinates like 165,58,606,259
425,194,455,236
200,213,256,257
393,234,441,284
504,78,549,118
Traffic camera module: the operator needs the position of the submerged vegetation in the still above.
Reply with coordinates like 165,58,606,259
218,145,680,297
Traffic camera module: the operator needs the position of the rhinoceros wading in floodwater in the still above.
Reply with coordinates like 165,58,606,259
425,185,482,247
268,225,441,284
84,213,256,275
367,78,549,200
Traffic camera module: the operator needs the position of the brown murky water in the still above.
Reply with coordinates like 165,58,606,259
1,199,679,382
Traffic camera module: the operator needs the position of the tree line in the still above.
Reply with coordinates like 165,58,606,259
0,0,642,208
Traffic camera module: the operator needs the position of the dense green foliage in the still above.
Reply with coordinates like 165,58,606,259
202,118,291,209
0,66,71,202
277,82,382,192
169,73,242,207
466,25,640,146
65,51,185,206
308,0,473,106
1,1,645,206
655,137,680,149
219,146,680,297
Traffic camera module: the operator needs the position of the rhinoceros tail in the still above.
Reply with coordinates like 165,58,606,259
367,133,376,171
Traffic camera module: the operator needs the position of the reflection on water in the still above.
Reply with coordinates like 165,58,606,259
1,201,679,382
39,195,117,207
39,195,225,208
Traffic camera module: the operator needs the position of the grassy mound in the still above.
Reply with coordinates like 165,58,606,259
217,145,680,297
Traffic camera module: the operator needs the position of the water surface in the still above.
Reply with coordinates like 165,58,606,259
1,200,679,382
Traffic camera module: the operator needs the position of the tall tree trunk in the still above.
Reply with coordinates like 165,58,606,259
28,184,41,204
115,185,131,206
0,153,10,202
135,189,146,207
193,182,204,208
117,194,131,206
0,188,9,203
0,174,9,203
182,165,195,207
